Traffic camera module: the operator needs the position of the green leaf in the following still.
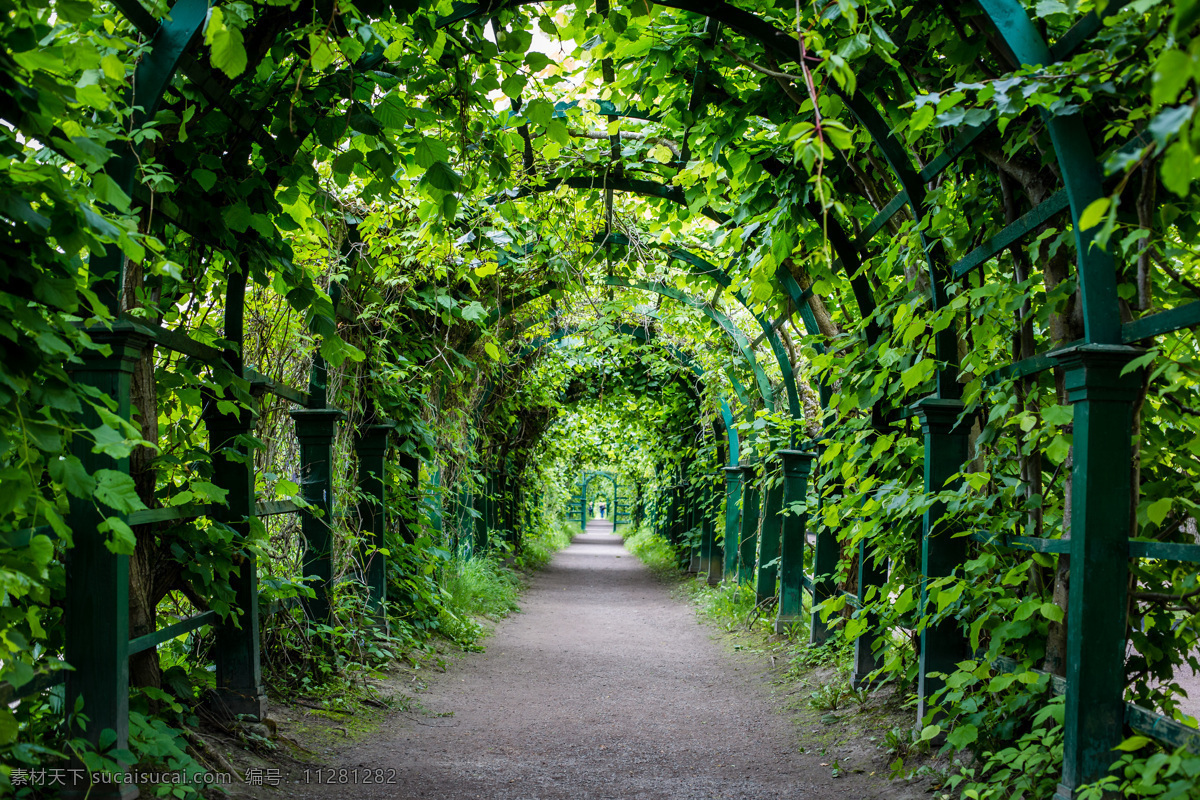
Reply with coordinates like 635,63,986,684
484,342,501,361
946,723,978,749
3,660,34,691
1039,601,1065,623
192,168,218,192
1115,735,1153,752
205,8,248,78
93,173,131,211
1042,404,1073,426
0,708,17,746
1173,0,1200,36
93,470,147,514
1162,139,1194,197
50,455,95,498
900,360,934,391
24,420,62,452
375,94,409,129
1147,496,1173,526
89,423,138,458
918,724,941,742
501,73,527,98
547,118,570,146
190,481,229,504
224,202,252,233
1078,196,1110,231
425,160,461,192
414,137,450,169
332,149,364,175
524,98,554,126
308,32,337,71
1045,435,1070,465
1152,50,1194,106
1148,104,1193,148
650,144,673,163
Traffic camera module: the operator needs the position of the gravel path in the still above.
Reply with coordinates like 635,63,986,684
295,522,908,799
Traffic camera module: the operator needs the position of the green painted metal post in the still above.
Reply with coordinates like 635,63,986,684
208,270,265,722
775,450,815,632
737,463,759,584
698,476,719,583
208,401,266,721
395,449,419,546
852,540,888,688
1052,345,1142,799
291,406,343,627
64,325,146,799
913,398,970,722
809,471,839,645
722,466,743,581
474,480,486,553
456,487,474,559
687,477,702,573
580,476,587,531
756,466,784,603
354,423,393,625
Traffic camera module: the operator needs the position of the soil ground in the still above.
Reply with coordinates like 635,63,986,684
240,522,936,800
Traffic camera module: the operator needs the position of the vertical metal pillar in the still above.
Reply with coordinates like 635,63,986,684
208,401,266,720
475,472,493,553
698,476,718,582
291,391,343,627
756,466,784,603
456,486,474,559
775,450,815,632
852,540,888,688
580,476,587,531
1052,345,1142,799
395,448,419,545
354,423,393,625
737,462,759,584
809,464,839,645
722,466,743,581
686,475,701,573
913,398,969,721
64,325,146,799
207,269,266,722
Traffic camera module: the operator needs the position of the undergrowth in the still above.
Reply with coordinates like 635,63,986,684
621,524,677,575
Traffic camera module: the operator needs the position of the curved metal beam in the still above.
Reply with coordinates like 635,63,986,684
603,275,777,413
974,0,1121,344
524,323,741,465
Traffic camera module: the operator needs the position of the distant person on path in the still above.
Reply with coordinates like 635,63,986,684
598,499,607,519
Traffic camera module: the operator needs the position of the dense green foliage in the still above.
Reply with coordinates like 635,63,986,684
4,0,1200,794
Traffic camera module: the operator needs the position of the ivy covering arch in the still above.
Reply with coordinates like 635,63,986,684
4,0,1200,795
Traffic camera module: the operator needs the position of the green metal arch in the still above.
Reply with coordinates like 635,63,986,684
973,0,1121,345
603,276,776,413
523,323,741,466
485,182,803,422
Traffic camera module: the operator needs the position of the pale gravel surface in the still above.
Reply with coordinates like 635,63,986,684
293,522,916,800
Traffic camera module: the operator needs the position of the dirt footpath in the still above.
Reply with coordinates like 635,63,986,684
293,523,915,799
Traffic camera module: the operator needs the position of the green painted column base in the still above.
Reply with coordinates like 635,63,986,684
736,462,759,584
756,474,784,605
776,450,816,636
721,466,743,583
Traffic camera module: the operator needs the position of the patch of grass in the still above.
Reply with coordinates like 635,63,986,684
518,517,575,571
692,580,768,633
441,556,522,621
621,524,678,575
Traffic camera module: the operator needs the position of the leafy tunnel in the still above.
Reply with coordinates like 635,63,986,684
3,0,1200,796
